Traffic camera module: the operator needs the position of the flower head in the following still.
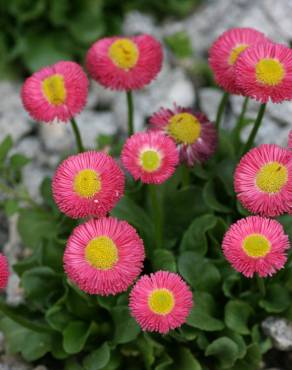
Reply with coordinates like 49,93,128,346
288,130,292,149
209,28,267,94
0,254,9,290
234,144,292,217
121,131,179,184
64,217,145,295
129,271,193,334
52,151,125,219
86,34,163,91
149,105,217,166
222,216,289,277
21,61,88,123
235,42,292,103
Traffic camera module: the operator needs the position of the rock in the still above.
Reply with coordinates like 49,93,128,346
3,215,21,263
22,162,51,200
122,11,161,39
262,317,292,351
6,273,23,306
77,111,117,149
33,366,48,370
0,354,31,370
0,82,32,143
39,122,74,154
199,88,223,122
86,82,118,110
113,66,195,132
12,137,41,159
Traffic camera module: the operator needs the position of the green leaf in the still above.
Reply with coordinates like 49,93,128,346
164,186,208,241
259,283,290,313
172,347,202,370
180,214,217,255
83,342,110,370
4,199,19,216
46,304,74,332
10,153,30,170
111,195,154,248
63,321,91,354
164,31,193,58
0,135,13,163
205,337,239,368
152,249,177,272
225,300,253,335
155,353,173,370
18,208,58,249
203,180,231,213
187,292,224,332
230,344,261,370
178,252,221,292
112,306,140,344
0,317,52,361
22,266,61,304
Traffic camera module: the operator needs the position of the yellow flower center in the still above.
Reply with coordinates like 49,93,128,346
140,149,161,172
42,74,67,106
228,44,248,65
242,233,271,258
148,288,175,315
85,236,118,270
256,161,288,194
73,169,101,198
167,113,201,144
255,58,285,86
108,39,139,70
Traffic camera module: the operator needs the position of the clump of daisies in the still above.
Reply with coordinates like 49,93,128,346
1,25,290,369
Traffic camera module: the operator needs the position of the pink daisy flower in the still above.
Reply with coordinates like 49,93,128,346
52,151,125,219
121,131,179,184
0,254,9,290
209,28,267,94
235,42,292,103
64,217,145,295
149,104,217,166
222,216,290,278
21,61,88,123
288,130,292,149
129,271,193,334
86,34,163,91
234,144,292,217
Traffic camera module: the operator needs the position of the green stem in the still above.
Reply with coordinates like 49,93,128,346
149,185,163,249
181,165,190,188
241,103,266,155
215,92,229,130
256,275,266,297
232,97,249,145
126,90,134,137
70,118,84,153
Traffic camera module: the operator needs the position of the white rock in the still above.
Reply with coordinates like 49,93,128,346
0,82,32,143
122,11,161,39
262,317,292,351
199,88,223,122
77,111,117,149
39,122,74,154
22,162,51,200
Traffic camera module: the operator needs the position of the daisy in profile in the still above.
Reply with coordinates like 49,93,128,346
121,131,179,184
64,217,145,295
129,271,193,334
149,105,217,166
21,61,88,123
222,216,290,277
209,28,267,94
86,34,163,91
235,42,292,103
234,144,292,217
52,151,125,219
0,254,9,290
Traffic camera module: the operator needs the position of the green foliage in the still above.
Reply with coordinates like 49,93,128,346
0,0,201,77
0,50,290,369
